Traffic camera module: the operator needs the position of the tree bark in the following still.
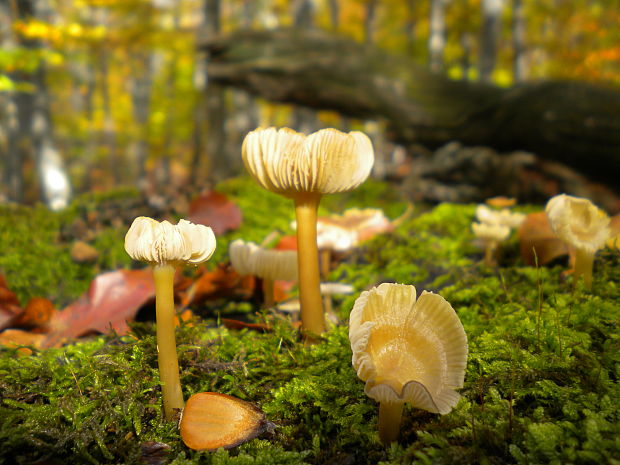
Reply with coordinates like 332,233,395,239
202,29,620,188
479,0,504,83
511,0,526,82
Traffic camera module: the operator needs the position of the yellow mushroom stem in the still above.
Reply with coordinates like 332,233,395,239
262,278,275,308
294,192,326,336
484,240,499,266
153,264,185,420
573,248,594,290
320,248,331,279
378,401,404,444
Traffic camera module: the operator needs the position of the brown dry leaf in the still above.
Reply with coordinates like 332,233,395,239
180,264,254,308
518,212,570,266
188,190,242,235
0,274,22,330
42,269,155,348
221,318,272,332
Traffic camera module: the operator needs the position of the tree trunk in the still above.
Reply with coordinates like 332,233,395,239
202,29,620,189
429,0,446,72
479,0,504,83
364,0,379,44
511,0,526,82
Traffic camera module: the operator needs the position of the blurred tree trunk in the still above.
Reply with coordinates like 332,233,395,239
364,0,379,44
203,0,233,183
327,0,339,31
511,0,526,82
291,0,318,134
479,0,504,82
202,29,620,188
131,52,153,189
429,0,446,72
3,0,70,207
404,0,417,56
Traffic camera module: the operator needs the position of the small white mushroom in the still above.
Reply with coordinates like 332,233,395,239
545,194,611,290
472,221,511,266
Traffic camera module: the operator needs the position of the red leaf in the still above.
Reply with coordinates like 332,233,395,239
0,274,22,330
10,297,55,332
42,269,155,348
188,190,242,235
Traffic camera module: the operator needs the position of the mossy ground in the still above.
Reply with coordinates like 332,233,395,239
1,179,618,465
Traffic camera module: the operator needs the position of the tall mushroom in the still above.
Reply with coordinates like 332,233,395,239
545,194,611,290
125,217,216,420
349,283,468,444
242,127,374,336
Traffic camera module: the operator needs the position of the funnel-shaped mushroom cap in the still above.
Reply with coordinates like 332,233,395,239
242,127,374,197
472,221,511,242
545,194,611,254
125,217,216,266
349,283,467,414
475,205,525,229
229,239,298,281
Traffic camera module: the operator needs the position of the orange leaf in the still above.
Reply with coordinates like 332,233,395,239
188,190,242,235
0,328,46,349
275,235,297,250
42,269,155,348
180,264,254,308
0,274,22,330
180,392,274,451
10,297,56,332
518,212,569,266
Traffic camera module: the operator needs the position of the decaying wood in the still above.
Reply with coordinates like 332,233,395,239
202,29,620,189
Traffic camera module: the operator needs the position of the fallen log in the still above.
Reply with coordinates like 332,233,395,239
203,29,620,190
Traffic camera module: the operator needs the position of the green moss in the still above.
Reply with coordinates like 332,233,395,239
1,182,619,464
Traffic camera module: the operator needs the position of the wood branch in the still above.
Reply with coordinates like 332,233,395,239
202,29,620,189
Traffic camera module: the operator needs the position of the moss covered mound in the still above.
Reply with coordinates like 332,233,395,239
0,178,618,464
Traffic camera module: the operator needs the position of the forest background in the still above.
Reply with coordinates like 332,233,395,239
1,0,619,208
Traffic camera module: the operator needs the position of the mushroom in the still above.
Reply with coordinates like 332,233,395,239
471,221,511,266
349,283,468,444
125,217,216,420
242,127,374,336
229,239,298,308
475,204,525,230
545,194,611,290
320,282,354,325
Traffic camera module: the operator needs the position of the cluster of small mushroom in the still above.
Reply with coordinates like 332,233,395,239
472,198,526,266
123,125,469,449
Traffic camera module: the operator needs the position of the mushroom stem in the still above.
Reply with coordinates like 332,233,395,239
378,401,404,444
262,278,275,308
153,264,185,420
573,248,594,290
294,192,326,336
484,241,498,266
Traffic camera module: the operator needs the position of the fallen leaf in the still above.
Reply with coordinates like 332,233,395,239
140,441,171,465
221,318,272,332
180,392,275,451
275,235,297,250
70,241,100,264
188,190,242,235
0,328,46,349
10,297,56,332
0,274,22,329
179,264,254,308
518,212,570,266
42,269,155,348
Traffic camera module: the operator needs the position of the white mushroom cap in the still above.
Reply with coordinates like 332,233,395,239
316,223,358,251
125,216,216,266
349,283,468,414
545,194,611,255
472,221,511,243
475,205,525,229
229,239,298,281
242,127,374,197
320,282,355,295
